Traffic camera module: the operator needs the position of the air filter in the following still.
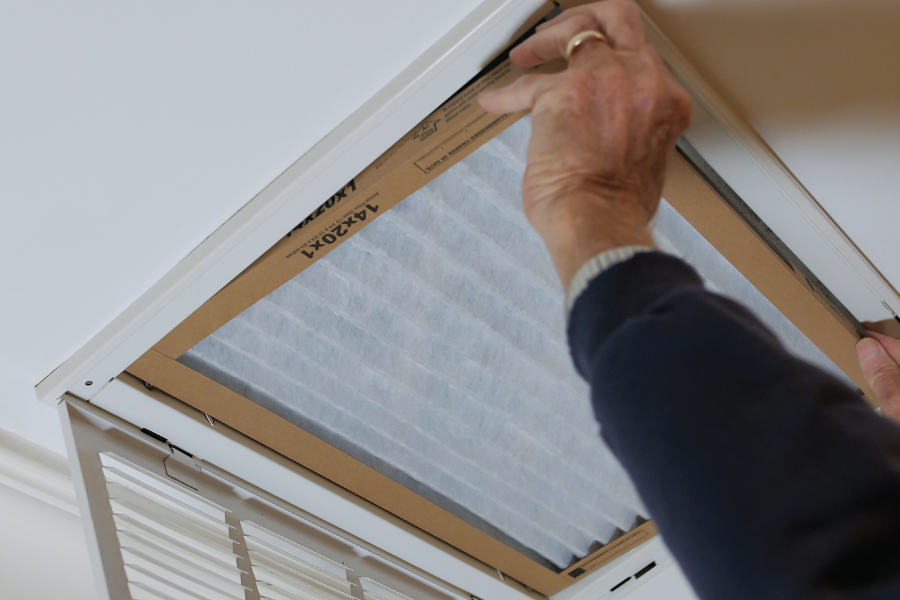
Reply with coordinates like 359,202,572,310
177,117,849,570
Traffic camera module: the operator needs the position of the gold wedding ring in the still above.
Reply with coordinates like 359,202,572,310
565,30,609,60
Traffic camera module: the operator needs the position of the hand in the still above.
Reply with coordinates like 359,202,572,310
478,0,691,288
857,332,900,423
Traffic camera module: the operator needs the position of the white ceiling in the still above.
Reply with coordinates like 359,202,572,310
0,0,483,449
2,0,489,386
3,0,899,454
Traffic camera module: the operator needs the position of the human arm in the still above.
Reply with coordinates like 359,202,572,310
569,253,900,599
480,1,900,598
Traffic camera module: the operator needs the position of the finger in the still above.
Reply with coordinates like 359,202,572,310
535,10,568,32
511,14,614,68
863,331,900,366
478,73,556,114
647,45,676,88
646,45,693,128
511,1,647,67
857,338,900,421
534,6,602,33
539,2,647,41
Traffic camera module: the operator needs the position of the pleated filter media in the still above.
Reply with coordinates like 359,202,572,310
179,117,850,571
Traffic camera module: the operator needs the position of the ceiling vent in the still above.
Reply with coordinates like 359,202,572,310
174,117,849,571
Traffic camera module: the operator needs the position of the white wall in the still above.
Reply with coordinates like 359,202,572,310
0,484,96,599
0,428,96,599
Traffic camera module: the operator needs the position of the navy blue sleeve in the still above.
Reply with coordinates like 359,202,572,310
568,251,900,600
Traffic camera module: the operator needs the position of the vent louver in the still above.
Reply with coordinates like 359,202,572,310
359,577,416,600
100,453,248,600
242,520,354,600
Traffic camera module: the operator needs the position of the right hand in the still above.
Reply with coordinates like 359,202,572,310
857,332,900,422
478,0,691,289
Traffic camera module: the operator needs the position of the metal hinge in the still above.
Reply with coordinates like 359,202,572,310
164,444,200,490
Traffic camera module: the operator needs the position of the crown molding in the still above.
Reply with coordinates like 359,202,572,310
0,427,79,515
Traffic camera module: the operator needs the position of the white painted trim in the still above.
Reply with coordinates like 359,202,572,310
551,536,674,600
0,427,79,516
59,402,127,600
37,0,551,404
88,377,539,600
638,7,899,324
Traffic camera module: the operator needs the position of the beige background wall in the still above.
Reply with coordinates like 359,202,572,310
636,0,900,293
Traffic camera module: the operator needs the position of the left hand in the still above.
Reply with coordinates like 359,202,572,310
857,332,900,423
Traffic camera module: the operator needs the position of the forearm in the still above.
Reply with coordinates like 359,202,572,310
527,189,657,289
570,252,900,600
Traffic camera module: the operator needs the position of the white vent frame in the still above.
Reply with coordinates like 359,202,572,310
62,376,546,600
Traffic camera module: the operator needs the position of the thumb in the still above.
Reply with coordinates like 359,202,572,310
857,338,900,422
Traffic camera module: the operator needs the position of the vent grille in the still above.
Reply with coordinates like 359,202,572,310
359,577,415,600
242,521,354,600
100,453,247,600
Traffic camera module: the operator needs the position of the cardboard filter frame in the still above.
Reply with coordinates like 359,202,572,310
126,48,872,597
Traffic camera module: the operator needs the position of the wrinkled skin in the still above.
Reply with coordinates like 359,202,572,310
857,332,900,422
478,0,691,288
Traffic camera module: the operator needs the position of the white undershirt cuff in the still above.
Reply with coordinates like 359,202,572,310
565,246,658,318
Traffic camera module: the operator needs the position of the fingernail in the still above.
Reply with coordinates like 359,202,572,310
857,338,883,361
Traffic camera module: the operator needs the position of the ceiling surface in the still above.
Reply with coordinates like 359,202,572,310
3,0,898,456
0,0,484,449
